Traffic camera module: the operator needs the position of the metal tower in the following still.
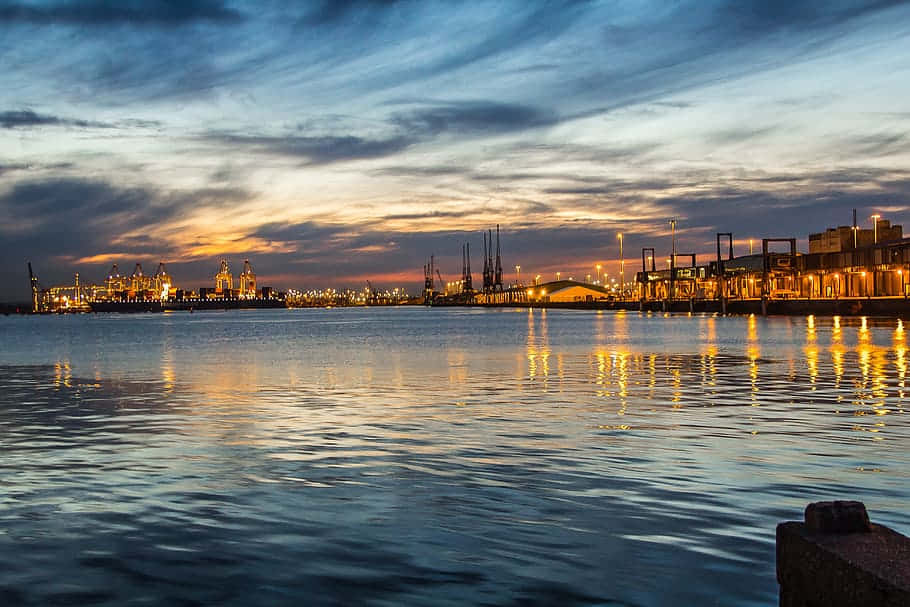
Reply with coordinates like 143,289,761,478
423,255,436,304
494,224,503,291
464,242,473,292
154,262,173,299
215,259,232,292
482,232,491,292
130,263,146,292
106,263,123,294
28,262,39,313
239,259,256,298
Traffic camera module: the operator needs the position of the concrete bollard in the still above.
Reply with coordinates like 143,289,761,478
777,501,910,606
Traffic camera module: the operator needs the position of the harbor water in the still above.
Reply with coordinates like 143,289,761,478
1,308,908,606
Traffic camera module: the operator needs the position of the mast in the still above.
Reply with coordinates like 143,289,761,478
28,262,39,313
462,244,467,289
464,242,472,291
482,231,490,292
494,224,503,291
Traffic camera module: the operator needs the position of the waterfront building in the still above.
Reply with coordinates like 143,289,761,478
809,220,902,253
634,226,910,304
528,280,611,303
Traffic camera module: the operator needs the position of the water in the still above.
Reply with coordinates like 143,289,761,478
1,308,908,606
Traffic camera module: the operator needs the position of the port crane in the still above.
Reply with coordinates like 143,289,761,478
435,269,446,294
365,280,379,305
28,262,41,313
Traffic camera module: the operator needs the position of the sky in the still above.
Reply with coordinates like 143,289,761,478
2,0,910,300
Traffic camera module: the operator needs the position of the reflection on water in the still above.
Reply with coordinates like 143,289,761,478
1,308,909,606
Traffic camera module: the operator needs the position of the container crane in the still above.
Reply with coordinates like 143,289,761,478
28,262,40,313
366,280,379,305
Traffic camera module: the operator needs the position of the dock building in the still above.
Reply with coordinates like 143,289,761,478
634,219,910,304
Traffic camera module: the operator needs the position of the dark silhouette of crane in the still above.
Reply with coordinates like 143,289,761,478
28,262,40,313
494,224,503,291
462,242,473,292
365,280,379,305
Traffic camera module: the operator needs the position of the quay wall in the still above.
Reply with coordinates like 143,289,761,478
467,297,910,317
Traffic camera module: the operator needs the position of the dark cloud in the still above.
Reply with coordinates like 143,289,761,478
203,100,557,164
843,132,910,158
371,165,470,178
0,178,252,296
392,101,559,137
0,162,29,175
299,0,403,27
719,0,907,34
0,110,159,130
0,0,243,25
0,109,106,129
204,133,417,164
704,126,781,146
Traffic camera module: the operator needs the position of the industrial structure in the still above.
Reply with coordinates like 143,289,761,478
631,212,910,314
28,257,283,313
425,225,510,305
421,210,910,315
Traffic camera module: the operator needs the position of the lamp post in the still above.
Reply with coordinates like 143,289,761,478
596,264,602,284
556,271,561,281
515,265,521,287
618,232,624,299
749,239,754,255
871,214,881,243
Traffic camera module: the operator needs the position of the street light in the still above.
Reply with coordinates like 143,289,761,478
596,264,602,284
515,265,521,286
871,214,881,243
749,239,754,255
556,271,561,281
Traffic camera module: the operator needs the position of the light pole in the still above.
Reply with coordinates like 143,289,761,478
871,214,881,243
749,239,754,255
515,265,521,286
556,271,561,281
618,232,624,299
596,264,602,284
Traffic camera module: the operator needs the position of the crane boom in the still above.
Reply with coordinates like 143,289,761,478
436,269,445,293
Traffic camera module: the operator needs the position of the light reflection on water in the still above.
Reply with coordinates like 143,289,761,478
1,308,909,606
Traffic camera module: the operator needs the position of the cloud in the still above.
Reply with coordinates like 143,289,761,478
203,133,417,164
0,162,29,175
298,0,404,27
0,0,243,25
0,109,106,129
392,101,559,137
0,178,256,294
718,0,907,34
202,100,559,164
